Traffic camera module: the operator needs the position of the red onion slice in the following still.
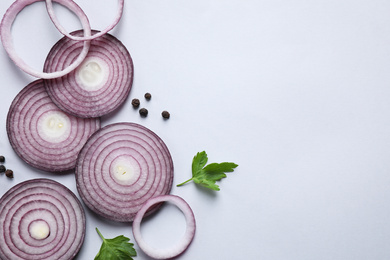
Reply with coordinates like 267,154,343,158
6,79,101,172
0,178,85,260
132,195,196,259
0,0,91,79
75,122,174,222
45,0,124,41
44,30,134,118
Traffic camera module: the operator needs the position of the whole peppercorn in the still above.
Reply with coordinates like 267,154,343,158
5,169,13,178
139,108,148,117
0,165,5,173
131,98,140,108
161,110,170,119
144,92,151,101
0,155,5,163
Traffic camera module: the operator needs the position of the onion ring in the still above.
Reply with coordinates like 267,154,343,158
0,178,85,260
132,195,196,259
6,79,101,172
45,0,124,41
75,122,174,222
0,0,91,79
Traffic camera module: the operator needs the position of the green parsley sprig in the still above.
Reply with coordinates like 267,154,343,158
94,228,137,260
177,151,238,191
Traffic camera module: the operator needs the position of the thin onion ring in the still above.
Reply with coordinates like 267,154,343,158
132,195,196,259
45,0,124,41
0,0,91,79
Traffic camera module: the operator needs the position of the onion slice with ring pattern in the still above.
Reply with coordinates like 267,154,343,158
0,178,86,260
6,79,101,172
43,30,134,118
75,122,174,222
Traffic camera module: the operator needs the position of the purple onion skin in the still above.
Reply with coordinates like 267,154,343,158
75,122,174,222
0,178,86,260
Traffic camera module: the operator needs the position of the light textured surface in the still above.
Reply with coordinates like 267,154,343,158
2,0,390,259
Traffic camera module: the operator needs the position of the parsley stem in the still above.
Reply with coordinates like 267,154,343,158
96,228,105,242
176,178,193,187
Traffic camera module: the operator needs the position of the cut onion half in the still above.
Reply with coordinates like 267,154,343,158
0,178,85,260
44,30,133,118
0,0,91,79
45,0,124,41
132,195,196,259
6,79,101,172
75,122,174,222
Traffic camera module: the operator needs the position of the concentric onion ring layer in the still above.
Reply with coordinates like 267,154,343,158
45,0,124,41
6,79,101,172
76,122,174,222
132,195,196,259
0,179,85,260
44,30,134,118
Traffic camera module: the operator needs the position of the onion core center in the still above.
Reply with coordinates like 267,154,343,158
76,57,108,90
111,156,139,184
37,111,71,142
29,220,50,240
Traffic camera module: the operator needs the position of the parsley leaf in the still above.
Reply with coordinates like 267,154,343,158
94,228,137,260
177,151,238,191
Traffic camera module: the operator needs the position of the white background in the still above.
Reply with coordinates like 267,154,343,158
1,0,390,259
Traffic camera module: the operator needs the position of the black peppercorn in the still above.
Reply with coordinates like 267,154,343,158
0,156,5,163
161,110,170,119
131,98,140,108
5,169,13,178
144,92,151,101
139,108,148,117
0,165,5,173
